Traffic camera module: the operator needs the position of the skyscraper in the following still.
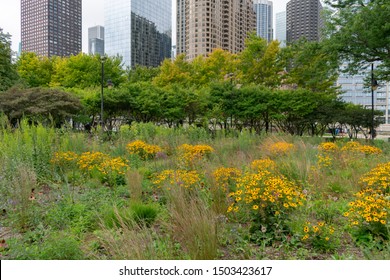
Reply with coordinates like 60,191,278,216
104,0,172,68
253,0,273,43
275,11,286,47
177,0,256,60
88,26,105,56
21,0,82,57
286,0,323,43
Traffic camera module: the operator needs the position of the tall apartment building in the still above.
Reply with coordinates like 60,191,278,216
88,26,105,56
104,0,172,68
253,0,273,43
275,11,286,47
286,0,323,43
21,0,82,57
177,0,256,60
338,63,390,124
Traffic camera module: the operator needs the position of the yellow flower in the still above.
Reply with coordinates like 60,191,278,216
252,205,259,210
304,226,309,233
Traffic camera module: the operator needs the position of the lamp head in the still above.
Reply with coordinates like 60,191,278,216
372,79,379,90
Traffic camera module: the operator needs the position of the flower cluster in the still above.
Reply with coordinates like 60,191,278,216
318,142,338,153
344,162,390,237
152,169,201,190
212,167,242,191
77,151,108,171
266,142,295,156
177,144,214,167
250,158,276,172
341,141,382,155
51,151,129,186
126,140,162,160
50,151,79,168
227,171,306,214
316,142,339,168
98,157,129,176
300,221,338,252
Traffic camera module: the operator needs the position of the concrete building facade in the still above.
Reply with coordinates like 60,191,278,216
286,0,322,43
177,0,256,60
21,0,82,57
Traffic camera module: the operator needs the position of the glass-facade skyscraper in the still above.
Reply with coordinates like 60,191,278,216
88,26,105,56
275,11,286,47
104,0,172,68
253,0,273,43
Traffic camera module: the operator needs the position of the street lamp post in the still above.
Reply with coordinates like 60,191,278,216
371,63,378,140
100,55,107,135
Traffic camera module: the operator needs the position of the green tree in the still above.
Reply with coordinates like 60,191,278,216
325,0,390,80
0,28,18,91
17,52,53,87
0,87,83,126
283,39,340,93
127,65,160,83
51,54,125,88
238,33,285,88
153,54,194,88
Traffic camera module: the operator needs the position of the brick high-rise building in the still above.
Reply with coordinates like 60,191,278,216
286,0,323,43
177,0,256,60
21,0,82,57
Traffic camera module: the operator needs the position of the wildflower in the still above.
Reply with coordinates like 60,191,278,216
177,143,214,167
266,142,295,156
126,140,162,160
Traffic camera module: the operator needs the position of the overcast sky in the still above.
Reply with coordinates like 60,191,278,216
0,0,289,53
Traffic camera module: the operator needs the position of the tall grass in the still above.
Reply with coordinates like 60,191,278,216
166,186,219,260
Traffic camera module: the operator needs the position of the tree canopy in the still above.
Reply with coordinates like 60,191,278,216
325,0,390,80
0,87,83,126
0,28,18,91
